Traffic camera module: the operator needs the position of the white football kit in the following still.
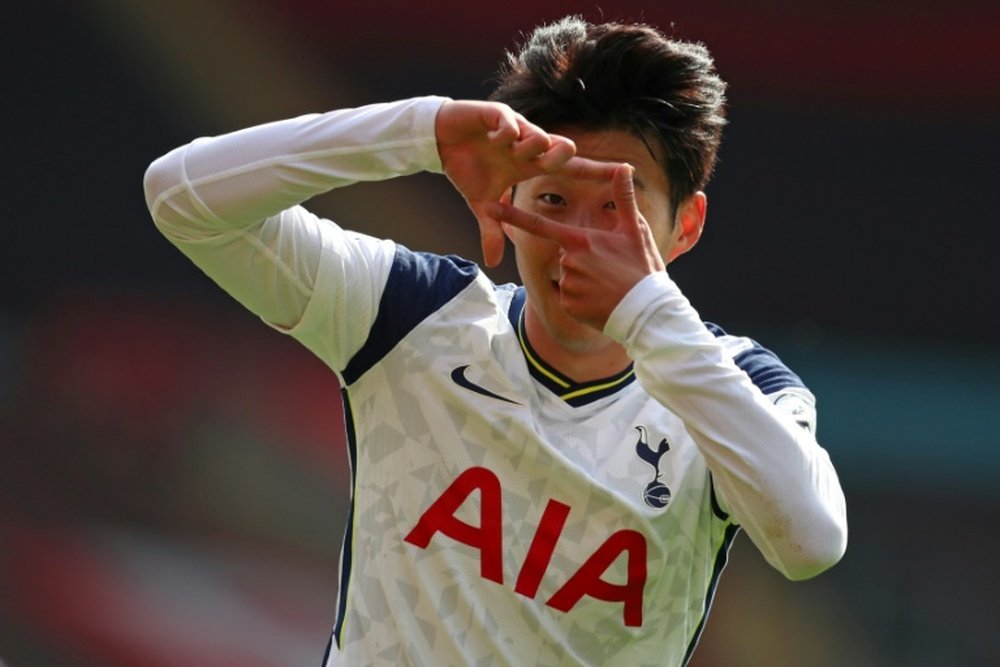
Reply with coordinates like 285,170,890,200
145,97,846,666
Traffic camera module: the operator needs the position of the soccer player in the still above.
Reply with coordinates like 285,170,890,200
144,15,847,667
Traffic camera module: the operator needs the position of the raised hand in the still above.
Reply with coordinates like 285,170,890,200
486,164,666,330
435,100,615,267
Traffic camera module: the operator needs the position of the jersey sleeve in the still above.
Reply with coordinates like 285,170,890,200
143,97,449,376
705,322,819,434
604,272,847,580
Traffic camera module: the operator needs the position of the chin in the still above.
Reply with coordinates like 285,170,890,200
545,312,609,351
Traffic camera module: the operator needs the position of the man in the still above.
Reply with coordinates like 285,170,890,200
144,15,846,667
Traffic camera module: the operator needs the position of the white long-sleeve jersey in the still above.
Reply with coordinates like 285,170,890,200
144,97,846,667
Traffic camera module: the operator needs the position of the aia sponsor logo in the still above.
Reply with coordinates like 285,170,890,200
403,467,647,627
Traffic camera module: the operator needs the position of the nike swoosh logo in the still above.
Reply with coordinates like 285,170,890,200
450,365,520,405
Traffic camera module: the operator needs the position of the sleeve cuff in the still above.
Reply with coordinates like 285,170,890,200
603,271,677,345
413,96,451,174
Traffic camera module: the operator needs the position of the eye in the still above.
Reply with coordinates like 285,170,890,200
537,193,566,206
603,200,617,210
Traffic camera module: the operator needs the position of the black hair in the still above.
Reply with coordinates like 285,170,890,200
490,15,727,214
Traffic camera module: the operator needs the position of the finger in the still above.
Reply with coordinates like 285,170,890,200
533,137,576,172
508,116,561,164
486,202,578,246
612,164,639,219
559,155,623,181
510,131,553,161
487,106,520,145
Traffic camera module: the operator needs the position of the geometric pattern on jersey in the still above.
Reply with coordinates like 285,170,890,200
324,246,808,667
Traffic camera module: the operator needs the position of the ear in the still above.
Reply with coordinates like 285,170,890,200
666,191,707,263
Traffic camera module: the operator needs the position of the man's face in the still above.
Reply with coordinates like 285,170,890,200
506,128,679,352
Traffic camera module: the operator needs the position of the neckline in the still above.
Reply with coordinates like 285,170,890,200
508,287,636,407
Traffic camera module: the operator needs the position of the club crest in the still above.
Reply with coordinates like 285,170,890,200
635,426,671,509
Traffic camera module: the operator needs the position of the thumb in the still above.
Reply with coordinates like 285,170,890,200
477,214,506,267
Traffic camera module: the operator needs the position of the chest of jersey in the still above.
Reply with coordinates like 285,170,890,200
338,283,730,664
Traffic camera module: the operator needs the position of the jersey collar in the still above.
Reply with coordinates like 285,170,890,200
508,287,636,407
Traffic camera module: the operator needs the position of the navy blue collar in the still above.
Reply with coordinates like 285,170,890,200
508,287,636,407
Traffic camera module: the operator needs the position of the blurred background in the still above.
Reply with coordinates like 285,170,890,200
2,0,998,665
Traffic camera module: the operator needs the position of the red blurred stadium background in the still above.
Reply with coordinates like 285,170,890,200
2,1,998,665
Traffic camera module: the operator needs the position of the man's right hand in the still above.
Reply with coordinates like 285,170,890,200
434,100,579,267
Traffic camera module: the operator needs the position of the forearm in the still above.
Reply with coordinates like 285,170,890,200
143,96,448,237
141,97,447,367
606,272,847,579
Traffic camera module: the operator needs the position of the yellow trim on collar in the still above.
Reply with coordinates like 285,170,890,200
559,370,636,401
517,308,573,388
518,307,635,398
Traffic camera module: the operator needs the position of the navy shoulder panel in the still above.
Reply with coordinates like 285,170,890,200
342,245,478,385
704,322,806,395
507,285,527,330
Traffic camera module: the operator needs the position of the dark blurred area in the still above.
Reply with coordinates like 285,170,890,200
2,0,998,665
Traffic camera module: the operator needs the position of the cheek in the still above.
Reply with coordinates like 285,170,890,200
641,205,675,254
655,225,675,258
511,228,557,258
512,236,561,283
